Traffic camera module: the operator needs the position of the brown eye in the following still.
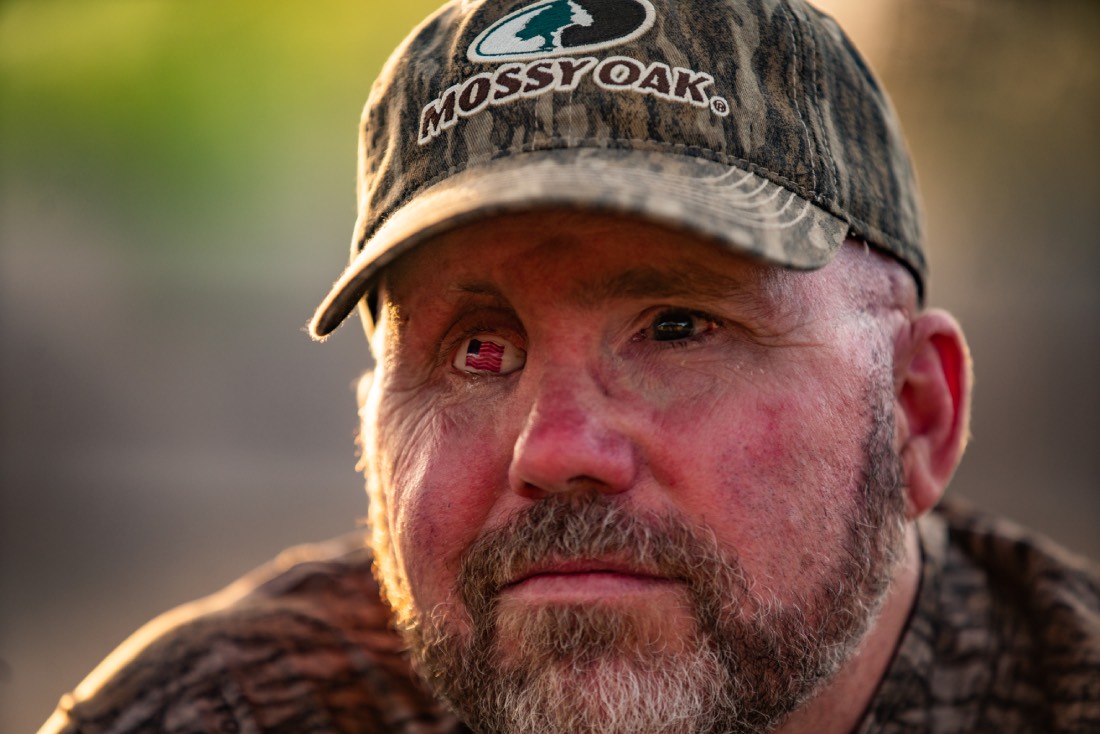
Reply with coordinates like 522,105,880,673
453,336,526,375
651,310,697,341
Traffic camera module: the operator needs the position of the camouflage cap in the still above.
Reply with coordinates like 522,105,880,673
309,0,924,339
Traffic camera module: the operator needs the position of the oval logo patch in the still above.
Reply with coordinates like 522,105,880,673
469,0,657,63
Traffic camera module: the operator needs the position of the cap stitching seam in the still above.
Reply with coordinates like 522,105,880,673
781,4,817,193
365,137,910,250
376,138,833,232
366,136,909,246
798,6,841,198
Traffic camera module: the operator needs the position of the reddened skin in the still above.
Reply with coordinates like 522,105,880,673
894,308,972,519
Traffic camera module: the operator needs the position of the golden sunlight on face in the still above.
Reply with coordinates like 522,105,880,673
359,210,908,734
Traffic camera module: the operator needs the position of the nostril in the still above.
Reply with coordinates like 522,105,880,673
513,481,549,501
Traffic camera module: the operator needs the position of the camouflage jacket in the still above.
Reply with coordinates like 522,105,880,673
40,500,1100,733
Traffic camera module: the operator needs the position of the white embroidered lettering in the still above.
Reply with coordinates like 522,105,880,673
673,68,714,106
417,55,727,145
595,56,643,88
492,64,525,103
419,84,460,144
556,57,597,91
522,60,558,95
637,62,673,97
458,74,493,115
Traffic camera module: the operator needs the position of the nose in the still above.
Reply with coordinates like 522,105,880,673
508,370,638,500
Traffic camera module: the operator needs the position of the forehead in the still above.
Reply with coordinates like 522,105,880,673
378,209,799,313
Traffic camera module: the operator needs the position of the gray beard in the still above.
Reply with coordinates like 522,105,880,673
389,393,906,734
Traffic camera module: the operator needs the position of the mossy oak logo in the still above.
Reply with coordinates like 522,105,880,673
468,0,657,63
417,0,730,145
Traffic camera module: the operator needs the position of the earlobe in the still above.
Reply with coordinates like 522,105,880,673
895,309,972,519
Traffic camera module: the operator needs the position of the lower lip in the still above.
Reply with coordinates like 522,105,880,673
502,571,677,603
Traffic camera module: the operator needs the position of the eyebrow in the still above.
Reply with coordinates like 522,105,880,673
586,266,755,306
454,264,775,311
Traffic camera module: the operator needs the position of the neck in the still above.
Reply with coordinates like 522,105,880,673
776,524,922,734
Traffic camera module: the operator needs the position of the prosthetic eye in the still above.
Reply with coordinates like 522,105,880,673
454,336,526,375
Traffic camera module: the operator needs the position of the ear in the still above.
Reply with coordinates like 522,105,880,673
357,294,378,342
894,309,972,519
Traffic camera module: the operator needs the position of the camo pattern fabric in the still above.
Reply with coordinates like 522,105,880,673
38,535,471,734
40,499,1100,733
859,501,1100,734
311,0,925,337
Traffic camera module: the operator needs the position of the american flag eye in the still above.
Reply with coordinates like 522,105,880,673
454,336,526,375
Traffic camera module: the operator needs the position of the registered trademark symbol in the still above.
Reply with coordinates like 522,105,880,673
710,96,730,117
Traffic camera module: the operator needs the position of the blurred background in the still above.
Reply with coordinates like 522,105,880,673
2,0,1097,730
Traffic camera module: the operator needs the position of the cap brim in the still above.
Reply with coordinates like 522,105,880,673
309,147,848,339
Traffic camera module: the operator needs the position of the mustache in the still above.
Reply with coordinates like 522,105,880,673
457,494,745,617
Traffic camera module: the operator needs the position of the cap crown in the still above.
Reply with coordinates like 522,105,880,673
360,0,920,263
311,0,924,338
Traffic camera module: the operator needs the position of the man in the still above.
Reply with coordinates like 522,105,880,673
41,1,1100,733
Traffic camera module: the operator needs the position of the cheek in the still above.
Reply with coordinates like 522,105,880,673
646,377,869,587
379,393,515,611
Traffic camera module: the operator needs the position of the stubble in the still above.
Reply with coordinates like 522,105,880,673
381,386,906,734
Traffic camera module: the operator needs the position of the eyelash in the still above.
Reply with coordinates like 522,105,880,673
635,308,723,348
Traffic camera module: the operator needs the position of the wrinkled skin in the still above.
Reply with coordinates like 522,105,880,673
358,210,969,734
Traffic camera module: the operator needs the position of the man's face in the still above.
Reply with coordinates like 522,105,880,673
360,211,907,733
